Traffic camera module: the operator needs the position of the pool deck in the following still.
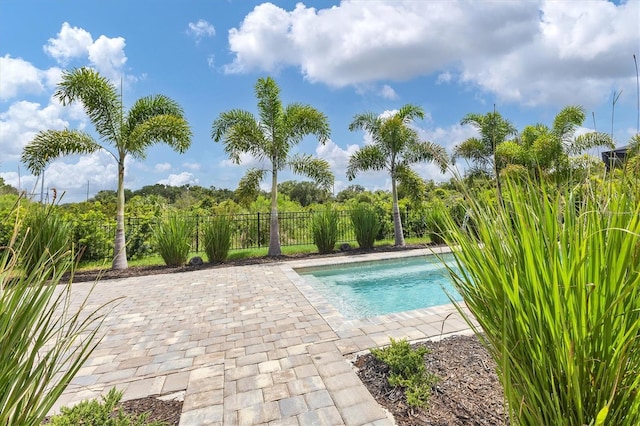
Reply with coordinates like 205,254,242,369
52,248,477,425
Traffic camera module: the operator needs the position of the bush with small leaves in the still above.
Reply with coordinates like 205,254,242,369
371,338,438,408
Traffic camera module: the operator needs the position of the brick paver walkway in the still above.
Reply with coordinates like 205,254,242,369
52,249,475,425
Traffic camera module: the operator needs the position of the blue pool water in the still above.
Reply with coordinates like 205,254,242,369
298,254,462,320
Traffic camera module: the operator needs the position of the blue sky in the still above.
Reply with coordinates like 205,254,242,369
1,0,639,203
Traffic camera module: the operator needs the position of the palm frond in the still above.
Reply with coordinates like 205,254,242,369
405,140,449,172
127,114,192,159
348,112,380,135
396,104,425,124
346,145,387,180
569,131,615,155
21,129,101,175
255,77,283,131
283,103,331,145
236,168,267,205
55,67,121,142
552,105,585,142
126,95,186,136
212,110,266,163
288,154,334,190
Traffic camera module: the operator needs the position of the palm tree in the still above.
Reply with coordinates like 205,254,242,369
453,109,517,200
211,76,332,256
517,105,614,181
347,104,449,247
21,67,192,270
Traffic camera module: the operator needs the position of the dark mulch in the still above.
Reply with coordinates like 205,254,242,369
62,244,507,425
64,243,434,283
356,334,507,425
118,395,182,425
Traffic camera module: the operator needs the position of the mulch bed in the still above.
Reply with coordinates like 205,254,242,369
356,334,507,425
118,395,182,425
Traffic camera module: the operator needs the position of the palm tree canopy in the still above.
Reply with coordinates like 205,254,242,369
347,104,448,180
211,76,332,183
455,111,518,164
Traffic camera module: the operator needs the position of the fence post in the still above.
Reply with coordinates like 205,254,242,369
257,212,261,248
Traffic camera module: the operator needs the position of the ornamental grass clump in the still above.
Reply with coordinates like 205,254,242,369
203,215,232,263
311,207,339,254
152,214,193,266
350,204,380,250
1,202,109,426
20,204,71,273
441,179,640,425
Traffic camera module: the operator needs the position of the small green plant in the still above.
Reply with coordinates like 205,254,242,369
20,204,71,273
49,388,166,426
371,338,438,408
350,204,381,249
203,215,232,263
152,214,193,266
311,206,339,254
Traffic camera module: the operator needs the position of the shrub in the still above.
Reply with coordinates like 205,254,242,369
423,201,448,245
1,202,107,426
152,214,193,266
49,388,166,426
20,205,72,273
203,215,232,263
311,207,339,254
371,338,438,408
350,204,380,249
442,178,640,425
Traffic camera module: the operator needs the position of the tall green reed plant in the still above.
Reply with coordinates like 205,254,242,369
152,214,193,266
203,215,232,263
350,204,380,249
441,179,640,425
21,204,71,273
1,202,109,426
311,207,339,254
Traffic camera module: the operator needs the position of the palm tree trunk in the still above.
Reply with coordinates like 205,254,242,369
268,168,281,256
112,157,128,270
391,176,405,247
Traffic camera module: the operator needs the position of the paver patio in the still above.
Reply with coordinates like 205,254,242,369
52,248,476,425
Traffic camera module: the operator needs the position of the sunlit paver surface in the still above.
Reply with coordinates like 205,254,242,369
52,248,475,425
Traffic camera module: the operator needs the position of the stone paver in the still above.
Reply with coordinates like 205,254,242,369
52,248,472,425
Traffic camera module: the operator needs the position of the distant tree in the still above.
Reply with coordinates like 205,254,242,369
278,180,330,207
0,177,19,196
347,104,448,246
514,105,614,182
212,76,333,256
453,109,517,200
21,67,192,269
336,185,366,203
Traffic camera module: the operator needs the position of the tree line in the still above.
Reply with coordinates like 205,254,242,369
16,68,633,270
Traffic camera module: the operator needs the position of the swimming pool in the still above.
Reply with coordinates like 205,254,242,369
297,254,462,320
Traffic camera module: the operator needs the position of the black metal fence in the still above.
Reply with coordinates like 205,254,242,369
78,209,416,261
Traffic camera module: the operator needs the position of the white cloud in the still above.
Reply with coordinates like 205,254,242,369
379,84,398,100
0,99,70,160
315,140,359,170
43,22,92,63
157,172,199,186
42,22,128,81
182,162,201,171
87,35,127,81
154,162,172,172
187,20,215,42
219,151,262,168
0,55,59,100
225,0,639,108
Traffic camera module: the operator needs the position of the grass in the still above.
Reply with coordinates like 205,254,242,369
75,237,430,271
